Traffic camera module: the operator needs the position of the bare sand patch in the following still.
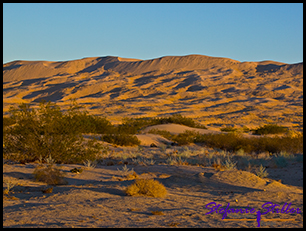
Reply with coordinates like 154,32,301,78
3,158,303,228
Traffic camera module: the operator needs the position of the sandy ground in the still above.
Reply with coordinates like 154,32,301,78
3,131,303,228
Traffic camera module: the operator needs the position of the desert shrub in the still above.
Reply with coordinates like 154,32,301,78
223,157,237,170
101,133,140,146
194,132,303,154
64,101,115,134
3,179,18,195
65,110,96,134
172,130,200,145
118,114,206,134
195,133,245,152
147,129,174,140
118,117,156,134
255,134,303,154
160,114,206,129
33,164,67,185
220,126,238,132
3,116,16,128
252,124,289,135
242,126,250,133
255,165,269,178
92,116,116,134
117,164,134,177
3,100,106,164
148,128,302,154
125,179,167,197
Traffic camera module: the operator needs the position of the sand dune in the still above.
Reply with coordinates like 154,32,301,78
3,54,303,228
3,54,303,131
142,123,222,135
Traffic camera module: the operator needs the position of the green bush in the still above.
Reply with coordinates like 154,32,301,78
194,132,303,154
160,114,206,129
64,101,115,134
118,114,206,134
147,129,174,140
101,133,140,146
147,127,303,154
172,130,200,145
252,124,289,135
3,116,16,128
3,100,106,164
220,126,238,132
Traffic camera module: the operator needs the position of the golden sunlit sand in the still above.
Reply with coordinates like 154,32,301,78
3,54,303,130
3,54,303,227
3,143,303,228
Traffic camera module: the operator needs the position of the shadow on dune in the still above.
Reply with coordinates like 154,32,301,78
256,64,284,73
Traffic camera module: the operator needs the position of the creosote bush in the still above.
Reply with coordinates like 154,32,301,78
125,179,167,197
3,100,106,164
150,129,303,154
101,133,140,146
252,124,289,135
220,126,238,132
119,114,206,134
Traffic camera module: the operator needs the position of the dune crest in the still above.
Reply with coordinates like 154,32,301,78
3,54,303,131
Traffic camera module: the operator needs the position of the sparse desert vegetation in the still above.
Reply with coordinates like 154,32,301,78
3,101,303,168
33,163,68,185
252,124,289,135
3,107,303,228
125,178,167,197
2,54,303,228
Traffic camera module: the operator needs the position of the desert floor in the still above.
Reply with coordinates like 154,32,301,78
3,126,303,228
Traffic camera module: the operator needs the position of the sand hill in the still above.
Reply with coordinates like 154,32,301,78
3,54,303,228
3,54,303,130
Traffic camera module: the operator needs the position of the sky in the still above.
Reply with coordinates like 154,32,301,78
3,3,303,64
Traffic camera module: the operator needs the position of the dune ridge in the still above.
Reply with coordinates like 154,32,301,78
3,54,303,131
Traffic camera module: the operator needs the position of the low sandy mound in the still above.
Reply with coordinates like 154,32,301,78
210,170,303,193
142,123,222,135
263,180,303,193
211,170,267,189
142,124,266,139
135,134,173,146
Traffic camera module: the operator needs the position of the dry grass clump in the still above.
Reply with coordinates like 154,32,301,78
33,164,68,185
151,210,165,215
125,179,167,197
3,179,18,195
255,164,269,178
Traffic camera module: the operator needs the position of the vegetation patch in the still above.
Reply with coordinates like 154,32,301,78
252,124,289,135
33,164,67,185
125,179,167,197
220,126,238,132
118,114,206,134
101,133,140,146
3,100,107,164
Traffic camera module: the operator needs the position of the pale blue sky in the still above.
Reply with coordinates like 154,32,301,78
3,3,303,64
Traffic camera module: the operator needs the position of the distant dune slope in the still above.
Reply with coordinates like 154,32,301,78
3,54,303,131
